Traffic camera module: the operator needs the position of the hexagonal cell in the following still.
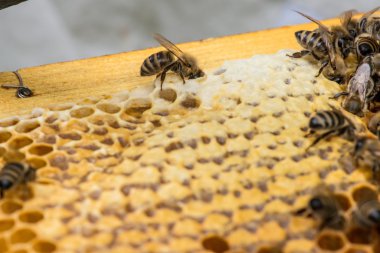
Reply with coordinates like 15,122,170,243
344,247,369,253
8,136,33,149
26,158,47,169
33,240,57,253
181,95,201,108
10,228,37,244
0,131,12,143
19,211,44,223
15,120,40,133
48,103,74,111
3,149,26,162
28,145,53,156
351,185,378,205
0,237,8,252
256,246,282,253
96,103,121,114
1,200,23,214
202,235,230,253
124,98,152,117
70,107,95,118
159,89,177,103
334,193,351,211
0,117,19,127
317,232,345,251
0,218,15,232
346,227,372,245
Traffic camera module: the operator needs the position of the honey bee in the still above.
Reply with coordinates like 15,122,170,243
368,112,380,139
353,200,380,228
0,162,36,198
290,11,351,84
353,136,380,182
357,6,380,36
1,71,33,98
140,33,205,90
306,108,357,149
333,55,380,116
295,184,345,230
354,33,380,61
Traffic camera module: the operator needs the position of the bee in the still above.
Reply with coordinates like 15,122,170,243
354,33,380,61
294,184,345,230
353,200,380,228
353,137,380,182
357,6,380,36
368,112,380,139
0,70,33,98
306,107,357,149
0,162,36,198
140,33,205,90
333,55,380,116
290,11,351,84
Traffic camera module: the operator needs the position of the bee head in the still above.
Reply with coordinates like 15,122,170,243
189,69,205,79
354,137,367,155
309,197,325,211
343,96,363,116
368,209,380,225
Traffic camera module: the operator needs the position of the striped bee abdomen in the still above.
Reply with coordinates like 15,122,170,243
309,110,346,130
0,162,25,191
295,30,327,58
355,34,380,58
140,51,175,76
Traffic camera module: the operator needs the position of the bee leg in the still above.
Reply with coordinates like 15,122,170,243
329,92,349,99
287,50,310,58
306,129,338,151
315,61,328,77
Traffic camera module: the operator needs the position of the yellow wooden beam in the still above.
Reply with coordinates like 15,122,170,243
0,17,342,118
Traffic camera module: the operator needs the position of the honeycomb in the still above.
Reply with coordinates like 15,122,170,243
0,50,378,253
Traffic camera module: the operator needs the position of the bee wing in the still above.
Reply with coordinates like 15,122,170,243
361,6,380,20
339,9,358,27
154,33,191,67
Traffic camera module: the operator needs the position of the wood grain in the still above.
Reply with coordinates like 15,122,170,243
0,0,27,10
0,17,342,118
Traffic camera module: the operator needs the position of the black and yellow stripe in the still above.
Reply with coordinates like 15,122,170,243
309,110,346,130
355,33,380,59
140,51,175,76
295,30,327,59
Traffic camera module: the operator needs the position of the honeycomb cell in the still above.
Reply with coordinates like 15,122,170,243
202,235,230,253
10,228,37,243
1,201,23,214
351,185,377,205
19,211,44,223
317,233,345,251
70,107,95,118
256,246,282,253
48,103,73,111
28,145,54,156
334,193,351,211
0,131,12,143
346,227,372,245
0,237,8,252
344,248,369,253
159,88,177,103
8,136,33,149
0,117,19,127
181,95,201,108
0,218,15,232
15,120,40,133
124,98,152,117
33,240,57,253
26,158,47,169
96,103,121,114
3,149,26,162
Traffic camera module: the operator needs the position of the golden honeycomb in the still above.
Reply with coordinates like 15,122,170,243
0,50,378,253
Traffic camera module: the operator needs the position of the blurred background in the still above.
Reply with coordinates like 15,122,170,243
0,0,378,71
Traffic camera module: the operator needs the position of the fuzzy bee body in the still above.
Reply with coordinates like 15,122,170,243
140,51,175,76
354,33,380,60
295,185,345,230
353,137,380,182
307,109,356,148
140,34,205,90
353,200,380,228
294,30,328,60
0,162,36,198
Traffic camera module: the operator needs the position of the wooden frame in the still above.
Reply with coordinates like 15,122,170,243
0,17,342,118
